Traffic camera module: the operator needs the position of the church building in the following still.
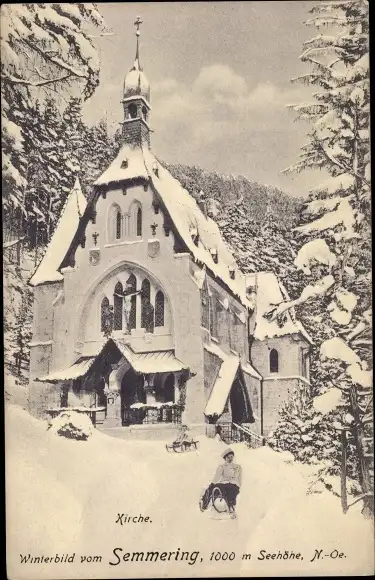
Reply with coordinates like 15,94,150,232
28,20,312,441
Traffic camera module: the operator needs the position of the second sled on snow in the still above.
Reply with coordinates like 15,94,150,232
165,440,199,453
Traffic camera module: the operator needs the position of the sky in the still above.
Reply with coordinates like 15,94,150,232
83,1,323,198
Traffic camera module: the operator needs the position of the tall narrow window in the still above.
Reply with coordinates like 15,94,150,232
113,282,123,330
201,283,209,329
209,297,217,338
141,278,154,332
301,349,308,378
125,274,137,330
116,211,122,240
101,297,110,332
229,311,237,351
108,204,122,243
136,207,142,237
155,290,165,327
270,349,279,373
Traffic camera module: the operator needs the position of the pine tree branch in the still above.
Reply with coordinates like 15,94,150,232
347,492,374,509
21,37,88,81
3,73,73,88
317,142,371,189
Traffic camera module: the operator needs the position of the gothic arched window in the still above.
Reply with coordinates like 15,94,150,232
125,274,137,331
113,282,123,330
108,203,122,243
141,278,154,332
155,290,165,327
116,211,122,240
270,349,279,373
136,207,142,237
101,297,110,332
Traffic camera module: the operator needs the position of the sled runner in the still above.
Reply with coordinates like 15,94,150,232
165,439,199,453
199,486,237,520
211,486,230,513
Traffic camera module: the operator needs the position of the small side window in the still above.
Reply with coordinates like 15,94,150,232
270,349,279,373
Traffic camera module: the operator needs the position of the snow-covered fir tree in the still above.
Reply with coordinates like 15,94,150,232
59,97,86,200
1,3,106,240
2,87,29,241
269,0,372,516
81,119,121,197
22,99,65,249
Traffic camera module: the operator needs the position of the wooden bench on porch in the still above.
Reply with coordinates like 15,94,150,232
46,406,107,427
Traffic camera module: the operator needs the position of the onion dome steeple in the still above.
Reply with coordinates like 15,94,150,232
122,16,151,148
123,16,151,103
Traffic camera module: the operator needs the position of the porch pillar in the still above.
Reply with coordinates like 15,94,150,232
103,367,122,427
105,392,122,427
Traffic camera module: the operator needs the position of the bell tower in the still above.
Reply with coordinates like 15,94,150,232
122,16,151,149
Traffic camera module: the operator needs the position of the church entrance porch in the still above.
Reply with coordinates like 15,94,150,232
203,345,258,445
36,338,190,433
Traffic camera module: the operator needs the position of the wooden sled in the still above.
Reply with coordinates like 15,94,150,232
165,440,199,453
206,486,236,520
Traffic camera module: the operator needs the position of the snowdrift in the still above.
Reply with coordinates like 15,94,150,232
6,405,374,579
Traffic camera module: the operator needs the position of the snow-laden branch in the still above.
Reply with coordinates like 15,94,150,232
3,72,73,88
264,275,335,321
317,142,371,189
294,198,357,238
294,239,337,275
22,38,88,80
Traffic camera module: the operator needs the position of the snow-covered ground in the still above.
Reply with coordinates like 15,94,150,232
6,404,374,579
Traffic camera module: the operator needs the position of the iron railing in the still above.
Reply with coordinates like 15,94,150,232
232,422,266,448
210,421,266,448
122,404,183,426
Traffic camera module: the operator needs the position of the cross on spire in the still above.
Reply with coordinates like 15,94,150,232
134,16,143,63
134,16,143,35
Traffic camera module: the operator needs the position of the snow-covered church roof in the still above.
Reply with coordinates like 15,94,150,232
93,142,251,306
246,272,312,344
29,179,87,286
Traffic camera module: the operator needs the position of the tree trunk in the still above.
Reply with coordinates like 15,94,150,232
349,385,374,518
341,429,348,514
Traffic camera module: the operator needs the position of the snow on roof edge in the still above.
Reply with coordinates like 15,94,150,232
249,271,313,344
29,179,87,287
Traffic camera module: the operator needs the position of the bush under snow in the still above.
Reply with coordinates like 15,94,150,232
47,410,93,441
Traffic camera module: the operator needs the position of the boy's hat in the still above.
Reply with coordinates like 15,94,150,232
222,447,234,459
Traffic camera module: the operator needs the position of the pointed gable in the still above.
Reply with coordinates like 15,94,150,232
92,143,250,307
29,179,87,286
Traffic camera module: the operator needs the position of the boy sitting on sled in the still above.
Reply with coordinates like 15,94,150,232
200,448,242,517
173,424,194,447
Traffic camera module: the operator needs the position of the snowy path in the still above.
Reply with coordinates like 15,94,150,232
6,405,374,579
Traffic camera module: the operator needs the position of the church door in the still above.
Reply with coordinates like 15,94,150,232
121,369,146,425
230,375,251,425
164,373,175,402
